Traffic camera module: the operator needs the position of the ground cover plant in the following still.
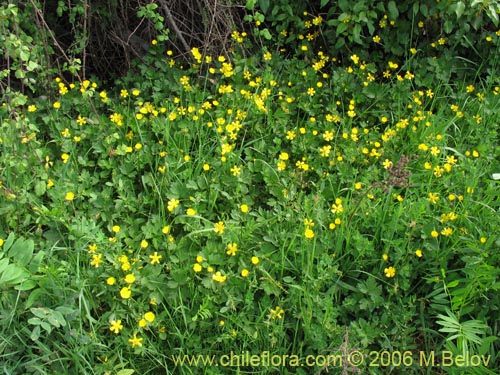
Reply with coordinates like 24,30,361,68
1,1,500,375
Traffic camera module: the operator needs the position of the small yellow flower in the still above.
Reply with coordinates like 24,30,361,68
144,311,155,323
384,266,396,278
90,253,102,267
0,238,4,247
106,277,116,285
241,269,249,277
214,221,225,235
270,306,285,319
193,263,202,272
240,204,249,213
415,249,423,258
140,239,149,249
65,192,75,201
186,208,196,216
162,225,170,234
109,320,123,334
480,237,487,244
124,273,136,284
212,271,227,283
304,227,314,239
167,198,180,212
149,251,162,264
128,334,143,348
112,225,121,233
120,287,132,299
226,243,238,256
251,256,259,265
431,230,439,238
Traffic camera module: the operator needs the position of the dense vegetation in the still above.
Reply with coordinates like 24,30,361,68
1,1,499,374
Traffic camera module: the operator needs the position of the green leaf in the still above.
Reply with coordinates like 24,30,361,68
455,1,465,19
320,0,330,8
31,307,50,319
387,1,399,19
15,279,37,291
9,237,34,267
260,28,272,40
28,317,42,325
116,370,135,375
35,180,46,196
246,0,257,10
3,233,16,252
40,321,52,333
0,258,9,273
336,22,348,36
0,264,29,285
48,310,66,327
30,325,41,341
352,23,362,44
486,4,499,26
259,0,269,13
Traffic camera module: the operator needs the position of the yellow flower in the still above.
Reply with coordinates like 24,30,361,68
144,311,155,323
304,228,314,239
162,225,170,234
241,269,249,277
240,204,249,213
112,225,121,233
140,239,149,249
167,198,180,212
186,208,196,216
212,271,227,283
138,319,147,328
270,306,285,319
480,237,487,244
214,221,225,235
251,256,259,265
415,249,423,258
441,227,453,236
149,251,162,265
90,254,102,267
53,101,61,109
431,230,439,238
128,334,143,348
61,153,70,163
124,273,136,284
106,277,116,285
226,243,238,256
428,192,439,204
120,287,132,299
0,238,4,247
384,266,396,278
109,320,123,334
65,192,75,201
230,165,241,176
193,263,203,272
28,104,37,112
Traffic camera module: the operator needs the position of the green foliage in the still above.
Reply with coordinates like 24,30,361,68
1,3,500,375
